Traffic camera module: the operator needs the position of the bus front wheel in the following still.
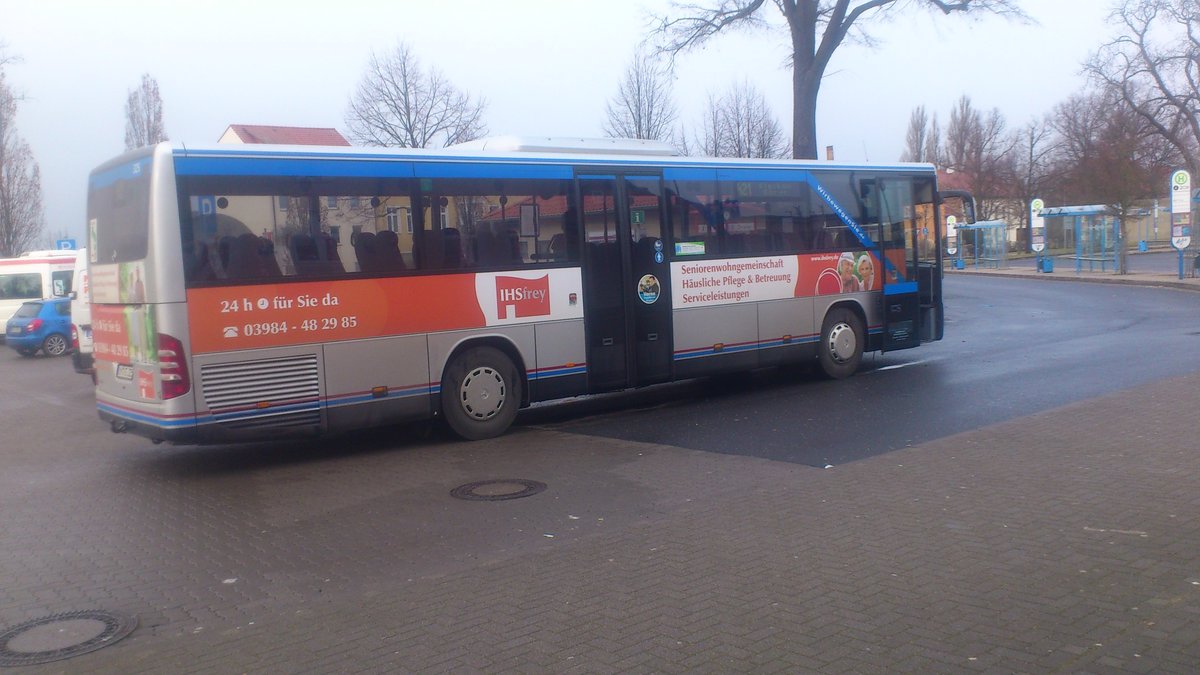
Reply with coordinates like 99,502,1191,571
441,346,521,440
817,308,863,379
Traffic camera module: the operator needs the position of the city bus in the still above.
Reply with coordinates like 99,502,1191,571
0,250,77,327
88,139,960,443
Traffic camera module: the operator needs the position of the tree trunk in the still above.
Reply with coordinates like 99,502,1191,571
793,66,820,160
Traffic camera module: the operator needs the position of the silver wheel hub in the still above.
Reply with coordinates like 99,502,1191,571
827,322,857,363
46,336,66,355
459,366,506,420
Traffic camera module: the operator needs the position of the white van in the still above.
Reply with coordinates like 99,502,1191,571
0,250,77,327
70,249,94,375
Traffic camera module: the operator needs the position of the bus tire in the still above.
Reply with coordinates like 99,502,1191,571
42,333,69,357
441,346,521,440
817,307,863,379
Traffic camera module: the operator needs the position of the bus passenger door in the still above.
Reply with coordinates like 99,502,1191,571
625,176,672,386
578,175,673,392
916,178,943,342
879,179,921,351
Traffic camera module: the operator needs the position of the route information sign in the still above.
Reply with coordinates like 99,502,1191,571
1170,170,1191,250
1030,198,1046,253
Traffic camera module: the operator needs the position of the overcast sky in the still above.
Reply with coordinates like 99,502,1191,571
4,0,1113,246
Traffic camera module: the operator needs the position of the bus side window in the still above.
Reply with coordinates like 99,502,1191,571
428,179,573,269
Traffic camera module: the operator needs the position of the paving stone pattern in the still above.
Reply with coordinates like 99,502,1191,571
2,368,1199,672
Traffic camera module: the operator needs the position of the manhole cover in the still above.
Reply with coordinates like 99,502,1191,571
451,479,547,501
0,611,137,667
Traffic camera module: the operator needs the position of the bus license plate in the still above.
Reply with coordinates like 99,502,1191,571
115,364,134,381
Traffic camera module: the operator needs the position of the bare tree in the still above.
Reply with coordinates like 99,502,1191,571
345,42,487,148
694,92,725,156
944,96,980,171
943,96,1017,220
1009,117,1056,249
900,105,929,162
925,112,942,167
671,126,694,155
1050,90,1173,273
695,80,791,158
603,50,678,141
1085,0,1200,177
653,0,1026,159
124,73,167,150
0,53,44,256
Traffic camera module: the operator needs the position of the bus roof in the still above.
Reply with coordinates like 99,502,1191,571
167,141,936,178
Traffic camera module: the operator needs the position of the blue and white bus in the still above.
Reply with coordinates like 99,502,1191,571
87,138,961,443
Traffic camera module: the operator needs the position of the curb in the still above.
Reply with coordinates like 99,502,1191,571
945,269,1200,293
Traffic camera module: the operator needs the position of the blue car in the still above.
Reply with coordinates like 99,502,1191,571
6,297,72,357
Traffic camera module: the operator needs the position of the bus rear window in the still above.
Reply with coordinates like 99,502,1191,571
88,158,152,264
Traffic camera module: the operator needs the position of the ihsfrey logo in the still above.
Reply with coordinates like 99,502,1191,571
495,275,551,319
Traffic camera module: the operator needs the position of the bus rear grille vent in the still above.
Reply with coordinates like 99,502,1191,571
200,354,321,413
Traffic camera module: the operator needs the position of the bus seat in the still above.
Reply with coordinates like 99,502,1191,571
258,238,282,278
499,228,521,263
375,230,406,271
442,228,464,268
289,234,320,276
474,229,499,266
354,231,378,273
185,241,217,283
228,234,266,279
289,233,343,277
316,233,344,273
216,236,235,278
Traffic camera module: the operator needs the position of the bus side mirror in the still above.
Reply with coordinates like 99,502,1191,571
69,291,78,300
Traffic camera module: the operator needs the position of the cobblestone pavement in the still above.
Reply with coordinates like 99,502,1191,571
2,355,1199,672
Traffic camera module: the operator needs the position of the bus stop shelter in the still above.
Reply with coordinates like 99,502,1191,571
951,220,1007,269
1039,205,1127,273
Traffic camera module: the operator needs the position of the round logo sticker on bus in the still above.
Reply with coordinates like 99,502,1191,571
637,274,661,304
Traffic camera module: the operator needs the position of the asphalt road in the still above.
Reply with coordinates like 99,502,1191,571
528,275,1200,466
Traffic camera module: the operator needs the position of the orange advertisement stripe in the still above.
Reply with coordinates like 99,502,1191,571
187,274,486,354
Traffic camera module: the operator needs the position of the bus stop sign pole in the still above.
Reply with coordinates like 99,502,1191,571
1030,198,1046,272
1169,170,1192,279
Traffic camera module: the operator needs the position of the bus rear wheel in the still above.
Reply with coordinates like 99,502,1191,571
817,307,863,379
441,346,521,440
